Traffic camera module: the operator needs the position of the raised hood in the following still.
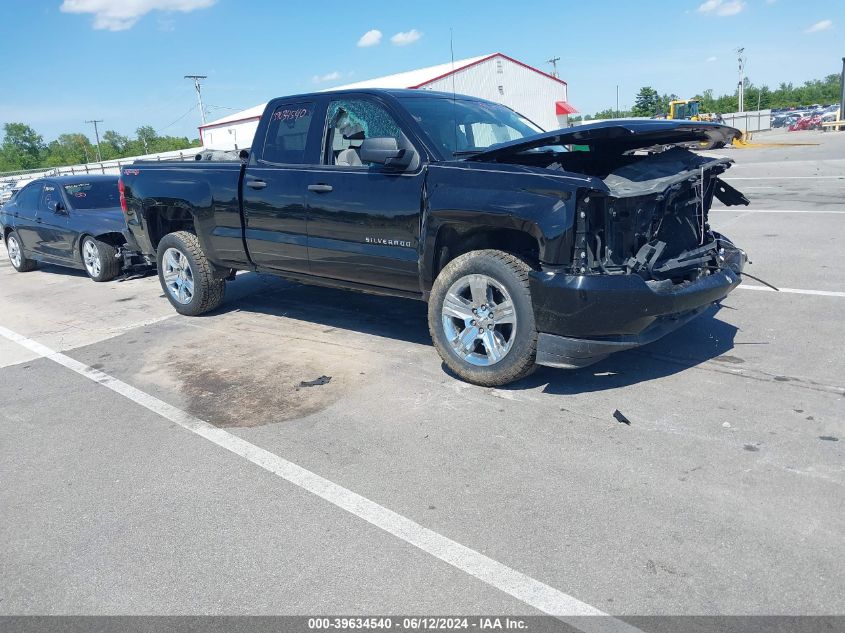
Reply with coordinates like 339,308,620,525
467,119,741,162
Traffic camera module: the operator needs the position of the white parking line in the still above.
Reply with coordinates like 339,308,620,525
0,323,641,633
710,209,845,214
737,285,845,298
725,176,845,180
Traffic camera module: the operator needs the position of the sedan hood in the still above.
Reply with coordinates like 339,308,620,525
467,119,741,162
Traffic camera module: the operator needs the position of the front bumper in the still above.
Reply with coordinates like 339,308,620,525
530,264,742,369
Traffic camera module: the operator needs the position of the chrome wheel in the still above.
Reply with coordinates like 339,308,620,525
441,273,517,366
82,239,101,278
162,247,194,305
7,235,21,268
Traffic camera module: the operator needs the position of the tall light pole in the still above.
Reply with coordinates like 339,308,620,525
735,48,746,113
839,57,844,124
85,119,103,162
185,74,207,125
547,57,560,78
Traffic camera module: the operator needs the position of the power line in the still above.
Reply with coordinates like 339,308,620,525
547,56,560,78
159,103,198,133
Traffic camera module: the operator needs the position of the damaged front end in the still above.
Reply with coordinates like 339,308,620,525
472,121,749,368
570,147,747,282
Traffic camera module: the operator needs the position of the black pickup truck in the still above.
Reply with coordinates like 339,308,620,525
120,88,748,386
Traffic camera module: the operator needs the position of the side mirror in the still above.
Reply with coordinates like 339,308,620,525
359,137,415,169
47,200,66,214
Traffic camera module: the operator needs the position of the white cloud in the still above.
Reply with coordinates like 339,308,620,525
357,29,382,47
59,0,216,31
312,71,341,84
697,0,745,16
804,19,833,33
390,29,422,46
706,56,717,62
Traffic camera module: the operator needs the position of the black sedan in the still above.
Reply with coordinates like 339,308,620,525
1,175,131,282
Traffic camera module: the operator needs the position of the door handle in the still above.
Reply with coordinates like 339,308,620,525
308,184,333,193
246,180,267,190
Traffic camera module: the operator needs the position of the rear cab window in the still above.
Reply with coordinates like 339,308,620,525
261,102,316,165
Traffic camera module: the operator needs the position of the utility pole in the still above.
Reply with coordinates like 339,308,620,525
185,74,207,125
616,84,619,118
85,119,103,162
735,47,746,113
547,57,560,78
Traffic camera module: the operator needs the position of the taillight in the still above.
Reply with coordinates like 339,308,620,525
118,178,127,213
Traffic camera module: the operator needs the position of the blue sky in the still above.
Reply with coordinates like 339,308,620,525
0,0,840,143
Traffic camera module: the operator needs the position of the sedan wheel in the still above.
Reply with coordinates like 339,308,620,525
162,247,195,305
5,231,37,272
7,234,21,268
83,238,102,278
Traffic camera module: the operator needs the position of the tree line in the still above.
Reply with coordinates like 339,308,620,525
573,72,842,121
0,122,201,173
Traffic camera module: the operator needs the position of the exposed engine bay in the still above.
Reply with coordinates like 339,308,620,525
558,147,747,282
520,146,748,283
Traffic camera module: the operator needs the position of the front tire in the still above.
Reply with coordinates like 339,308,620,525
428,249,537,387
81,236,120,282
5,231,37,272
156,231,225,316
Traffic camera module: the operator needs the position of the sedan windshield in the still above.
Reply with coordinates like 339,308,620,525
63,181,120,210
399,96,544,158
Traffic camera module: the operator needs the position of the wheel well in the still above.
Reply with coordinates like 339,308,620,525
146,205,196,249
3,226,11,241
433,227,540,278
90,232,126,248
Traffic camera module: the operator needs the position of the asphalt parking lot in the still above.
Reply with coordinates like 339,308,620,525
1,130,843,625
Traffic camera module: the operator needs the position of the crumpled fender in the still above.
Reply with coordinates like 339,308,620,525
420,161,607,285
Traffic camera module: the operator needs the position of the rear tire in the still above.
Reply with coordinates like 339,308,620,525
156,231,225,316
428,249,537,387
81,236,120,282
5,231,37,272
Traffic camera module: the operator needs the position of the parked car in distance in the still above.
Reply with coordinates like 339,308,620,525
1,175,143,281
120,89,749,386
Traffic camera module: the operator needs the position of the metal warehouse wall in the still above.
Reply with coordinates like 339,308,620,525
202,118,261,150
421,57,569,132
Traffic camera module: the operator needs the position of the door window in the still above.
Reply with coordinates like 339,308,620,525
324,99,406,167
261,102,315,165
15,183,42,218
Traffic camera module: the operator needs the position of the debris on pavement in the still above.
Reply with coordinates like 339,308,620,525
300,375,332,387
613,409,632,426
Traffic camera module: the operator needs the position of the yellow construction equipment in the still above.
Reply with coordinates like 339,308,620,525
666,99,714,122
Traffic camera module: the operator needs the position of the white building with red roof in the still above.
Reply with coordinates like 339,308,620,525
200,52,575,150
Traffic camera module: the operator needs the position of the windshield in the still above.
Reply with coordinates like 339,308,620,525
63,181,120,210
399,96,544,158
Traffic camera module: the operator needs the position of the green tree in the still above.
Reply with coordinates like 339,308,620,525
134,125,158,154
1,122,45,170
632,87,660,117
101,130,130,159
44,133,94,167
